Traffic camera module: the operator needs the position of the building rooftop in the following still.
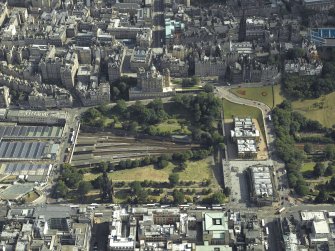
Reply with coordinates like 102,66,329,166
300,211,325,221
250,165,273,197
203,212,228,234
33,205,74,220
0,183,35,200
313,220,330,234
0,125,63,139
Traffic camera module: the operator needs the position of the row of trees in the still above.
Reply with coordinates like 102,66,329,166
93,150,212,173
272,101,314,196
273,101,335,198
312,162,335,178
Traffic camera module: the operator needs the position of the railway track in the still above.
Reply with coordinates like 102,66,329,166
72,132,199,167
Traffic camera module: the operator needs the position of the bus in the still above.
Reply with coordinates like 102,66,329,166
94,212,103,217
265,227,269,236
261,219,265,227
211,206,223,210
277,207,286,214
179,204,190,210
146,203,158,208
196,206,207,210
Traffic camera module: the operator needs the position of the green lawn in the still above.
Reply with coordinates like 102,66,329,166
292,92,335,128
301,162,315,173
230,85,284,109
222,98,263,119
154,119,191,134
84,158,213,182
179,159,212,181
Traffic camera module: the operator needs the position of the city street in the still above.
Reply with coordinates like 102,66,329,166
152,0,165,48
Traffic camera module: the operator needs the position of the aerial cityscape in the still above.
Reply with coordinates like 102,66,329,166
0,0,334,250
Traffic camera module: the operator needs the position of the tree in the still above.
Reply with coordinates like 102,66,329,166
100,171,113,202
313,162,325,178
325,163,334,176
130,181,148,204
304,143,313,154
179,162,187,171
209,192,226,204
98,162,108,172
329,176,335,189
223,187,231,196
157,159,169,169
82,108,102,125
61,164,83,189
91,175,103,189
119,82,128,92
129,121,139,133
54,181,68,198
203,83,214,93
173,189,185,204
295,183,309,196
324,144,335,160
98,103,110,115
192,76,201,85
314,190,328,203
285,48,306,60
77,181,93,202
115,99,127,115
169,173,180,186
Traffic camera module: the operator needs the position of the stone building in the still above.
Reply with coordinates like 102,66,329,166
160,53,189,77
107,46,126,83
39,56,63,84
195,56,226,77
28,89,73,109
129,66,175,100
227,56,278,84
76,81,111,106
130,47,152,71
0,86,10,108
60,51,79,89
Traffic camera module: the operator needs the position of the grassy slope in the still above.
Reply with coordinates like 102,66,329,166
83,159,213,182
230,85,284,108
222,98,265,139
292,92,335,128
153,119,191,134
